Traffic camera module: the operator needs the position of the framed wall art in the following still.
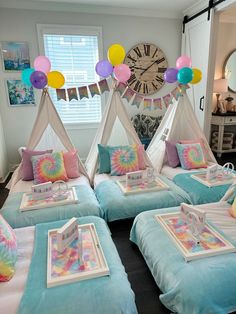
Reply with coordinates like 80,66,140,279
1,41,30,71
6,79,35,106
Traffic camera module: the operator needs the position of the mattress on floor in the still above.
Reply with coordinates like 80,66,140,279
95,174,191,222
1,183,102,228
0,217,137,314
130,202,236,314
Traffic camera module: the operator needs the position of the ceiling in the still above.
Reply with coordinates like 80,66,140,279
0,0,198,18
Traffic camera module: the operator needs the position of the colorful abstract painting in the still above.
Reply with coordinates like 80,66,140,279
6,80,35,106
1,42,30,71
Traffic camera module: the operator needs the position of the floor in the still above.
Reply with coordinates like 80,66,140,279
0,153,235,314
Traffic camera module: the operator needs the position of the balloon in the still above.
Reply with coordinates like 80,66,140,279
47,71,65,88
30,71,47,89
177,67,193,84
176,55,192,69
34,56,51,74
190,68,202,84
164,67,178,83
113,64,131,82
95,60,113,78
21,68,35,86
107,44,125,66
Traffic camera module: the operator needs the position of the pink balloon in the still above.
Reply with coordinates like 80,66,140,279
34,56,51,74
176,55,192,69
113,64,131,83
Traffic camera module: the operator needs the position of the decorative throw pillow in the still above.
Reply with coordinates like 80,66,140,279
176,143,207,170
132,143,146,170
22,149,53,181
229,197,236,218
0,215,17,282
165,140,180,168
63,150,80,179
109,145,139,176
98,144,111,174
31,152,68,184
180,139,207,160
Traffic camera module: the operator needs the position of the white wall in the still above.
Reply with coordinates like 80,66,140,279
0,8,181,167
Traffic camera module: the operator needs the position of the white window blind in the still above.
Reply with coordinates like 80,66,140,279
42,28,102,125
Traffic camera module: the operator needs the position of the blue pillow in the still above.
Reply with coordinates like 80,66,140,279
98,144,111,174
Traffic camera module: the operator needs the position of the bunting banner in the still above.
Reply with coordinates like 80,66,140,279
122,87,135,102
88,83,100,97
116,82,127,96
67,88,78,101
78,86,89,100
163,94,173,108
171,86,181,100
56,89,66,101
153,98,162,110
143,98,152,110
131,94,143,108
98,79,110,93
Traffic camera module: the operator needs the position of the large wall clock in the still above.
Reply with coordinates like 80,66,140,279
124,43,168,96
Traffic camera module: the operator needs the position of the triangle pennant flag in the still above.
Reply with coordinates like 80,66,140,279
122,87,135,102
162,94,173,108
67,88,78,101
98,79,110,94
116,82,127,96
131,94,143,108
153,98,162,110
143,98,152,110
171,86,181,100
88,83,100,97
78,86,89,100
56,89,67,101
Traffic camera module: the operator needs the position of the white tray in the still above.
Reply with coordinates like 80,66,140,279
191,173,236,187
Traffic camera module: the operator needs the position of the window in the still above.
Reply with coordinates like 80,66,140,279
37,24,103,125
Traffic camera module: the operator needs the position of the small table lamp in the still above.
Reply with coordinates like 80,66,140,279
213,79,228,113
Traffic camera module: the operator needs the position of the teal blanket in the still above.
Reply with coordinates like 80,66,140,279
1,185,102,228
18,216,137,314
173,173,231,205
95,176,191,222
130,208,236,314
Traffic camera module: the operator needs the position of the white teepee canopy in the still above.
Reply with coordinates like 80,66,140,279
147,93,217,173
85,88,153,182
10,89,89,188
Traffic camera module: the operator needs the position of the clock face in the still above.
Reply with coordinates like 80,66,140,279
124,43,168,95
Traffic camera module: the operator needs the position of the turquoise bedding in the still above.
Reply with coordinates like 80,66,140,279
173,173,231,204
1,185,102,228
130,207,236,314
18,216,137,314
95,175,191,222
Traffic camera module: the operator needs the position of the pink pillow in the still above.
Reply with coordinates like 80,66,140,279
63,150,80,179
22,149,53,181
165,140,180,168
133,144,146,170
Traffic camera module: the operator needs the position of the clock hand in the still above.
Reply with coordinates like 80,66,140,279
140,58,165,76
130,66,147,71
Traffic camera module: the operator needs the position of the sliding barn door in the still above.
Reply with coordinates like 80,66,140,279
182,10,216,140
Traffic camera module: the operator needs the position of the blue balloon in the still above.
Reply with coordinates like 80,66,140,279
177,67,193,84
21,68,35,86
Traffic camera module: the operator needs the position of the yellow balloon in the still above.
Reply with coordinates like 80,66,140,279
107,44,125,66
47,71,65,88
190,68,202,84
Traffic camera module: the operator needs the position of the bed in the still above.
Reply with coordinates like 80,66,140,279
94,173,191,222
161,164,232,205
1,175,102,228
130,202,236,314
0,216,137,314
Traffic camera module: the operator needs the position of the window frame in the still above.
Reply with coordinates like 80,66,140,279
37,23,104,129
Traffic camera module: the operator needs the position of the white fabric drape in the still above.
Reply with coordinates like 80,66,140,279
147,94,217,173
85,89,153,183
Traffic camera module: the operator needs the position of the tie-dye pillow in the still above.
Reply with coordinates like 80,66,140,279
108,145,139,176
0,215,17,282
176,143,207,170
31,152,68,184
229,197,236,218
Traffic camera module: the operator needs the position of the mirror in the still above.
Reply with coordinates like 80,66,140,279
224,49,236,92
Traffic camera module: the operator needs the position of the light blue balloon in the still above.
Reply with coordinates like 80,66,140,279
177,67,193,84
21,68,35,86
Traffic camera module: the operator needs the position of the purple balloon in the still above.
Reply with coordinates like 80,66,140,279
95,60,113,78
164,68,178,83
30,71,47,89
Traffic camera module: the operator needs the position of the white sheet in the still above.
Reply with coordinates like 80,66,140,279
0,226,35,314
8,175,90,194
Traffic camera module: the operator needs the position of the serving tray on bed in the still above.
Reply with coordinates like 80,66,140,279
47,223,109,288
155,212,236,262
116,176,169,195
191,172,236,187
20,187,78,211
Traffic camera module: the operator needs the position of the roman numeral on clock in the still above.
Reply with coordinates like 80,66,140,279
143,83,149,94
152,48,158,58
158,67,167,73
127,55,136,63
128,73,137,86
155,75,164,84
134,80,142,92
156,57,165,65
144,44,150,56
133,47,142,58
